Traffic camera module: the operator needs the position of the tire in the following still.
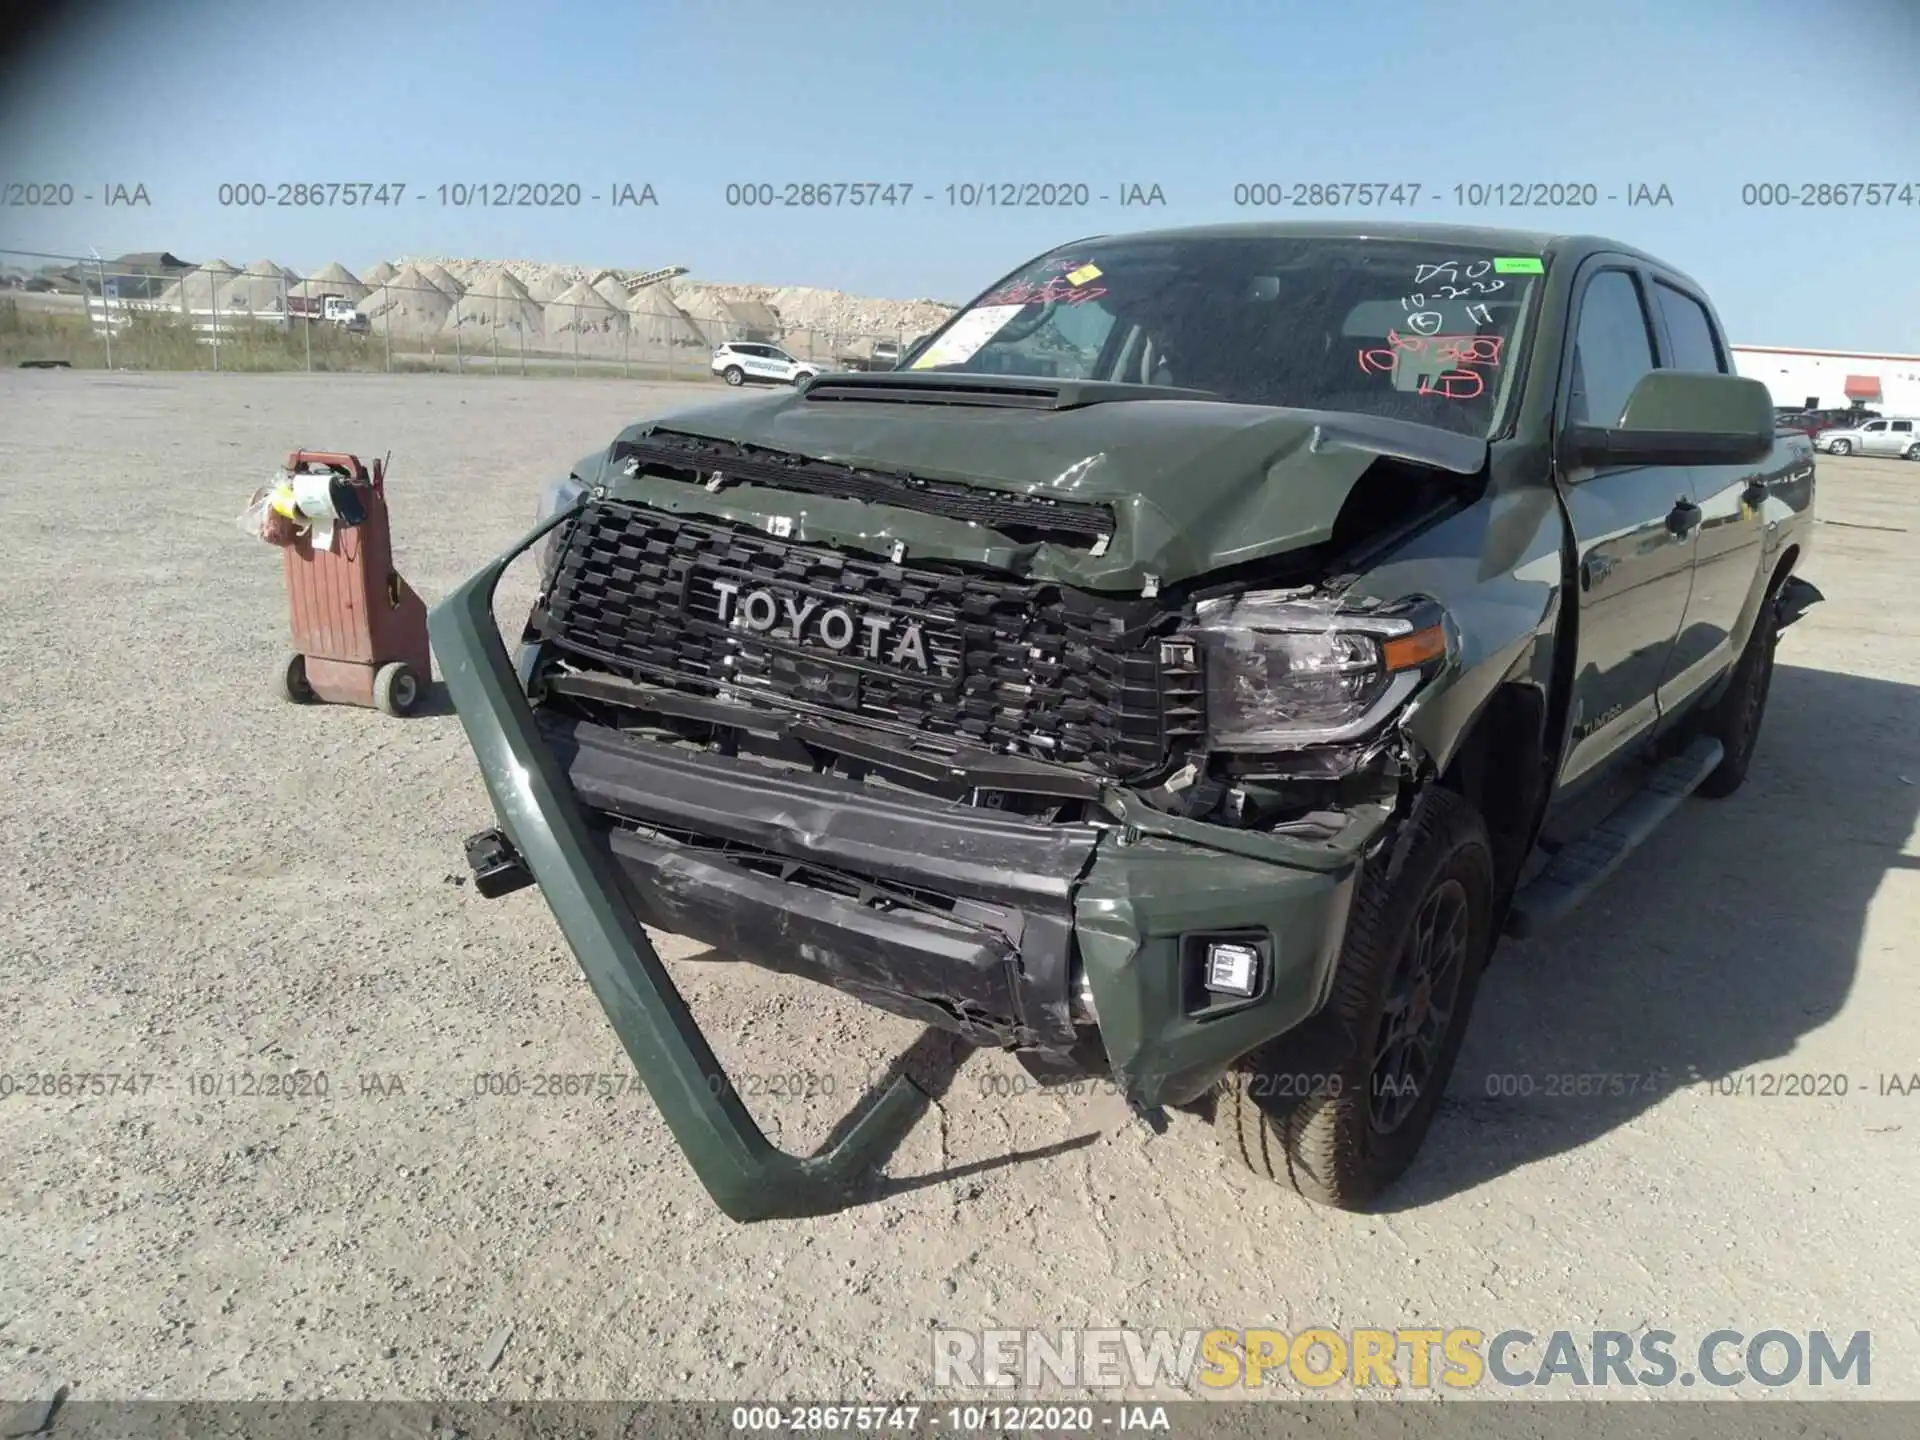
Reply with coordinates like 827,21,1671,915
1904,442,1920,461
722,365,744,386
277,652,314,704
1694,591,1779,799
373,661,419,717
1827,439,1851,456
1215,787,1495,1210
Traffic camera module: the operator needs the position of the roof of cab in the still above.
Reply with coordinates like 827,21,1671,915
1061,218,1680,273
1044,218,1711,305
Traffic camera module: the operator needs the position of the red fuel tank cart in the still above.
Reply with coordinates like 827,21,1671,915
271,451,431,716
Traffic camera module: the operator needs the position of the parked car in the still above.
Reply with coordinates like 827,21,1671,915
830,339,903,373
710,341,820,387
1777,407,1877,440
431,222,1820,1222
1815,414,1919,458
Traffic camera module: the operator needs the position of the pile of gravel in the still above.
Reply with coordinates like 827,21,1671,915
214,258,297,315
523,271,573,304
545,279,626,336
359,263,453,338
445,267,543,336
288,261,368,303
392,254,957,347
417,262,465,298
154,258,238,313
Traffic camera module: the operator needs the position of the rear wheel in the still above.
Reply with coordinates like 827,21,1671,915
1904,442,1920,461
1215,787,1494,1209
277,652,314,704
722,365,744,386
1695,591,1779,798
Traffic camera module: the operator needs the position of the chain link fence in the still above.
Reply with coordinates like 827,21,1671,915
0,247,923,379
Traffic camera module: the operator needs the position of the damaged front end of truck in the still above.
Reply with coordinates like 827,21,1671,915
428,370,1543,1222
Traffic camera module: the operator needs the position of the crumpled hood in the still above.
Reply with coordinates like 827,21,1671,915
597,386,1487,590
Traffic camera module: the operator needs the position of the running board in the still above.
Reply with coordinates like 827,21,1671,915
1505,736,1724,940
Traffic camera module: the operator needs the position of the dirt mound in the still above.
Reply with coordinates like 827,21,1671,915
215,259,294,315
591,273,631,310
359,263,454,338
523,271,572,303
444,267,543,336
417,262,465,297
546,280,625,333
542,281,629,357
155,259,239,312
383,255,960,351
289,262,368,303
621,282,704,354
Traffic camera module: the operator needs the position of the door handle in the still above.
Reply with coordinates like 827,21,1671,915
1666,499,1702,536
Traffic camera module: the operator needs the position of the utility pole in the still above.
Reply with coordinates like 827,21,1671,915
90,246,113,369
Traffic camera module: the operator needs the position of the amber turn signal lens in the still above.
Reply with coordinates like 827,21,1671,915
1382,624,1447,672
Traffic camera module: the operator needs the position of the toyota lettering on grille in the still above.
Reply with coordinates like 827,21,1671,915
709,579,932,673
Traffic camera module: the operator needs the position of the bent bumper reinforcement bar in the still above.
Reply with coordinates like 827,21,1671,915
428,505,927,1222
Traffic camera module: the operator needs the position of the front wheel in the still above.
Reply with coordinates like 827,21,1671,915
1215,787,1494,1210
722,365,744,386
373,661,420,717
1827,439,1851,456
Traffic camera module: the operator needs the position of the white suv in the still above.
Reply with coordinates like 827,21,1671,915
711,342,821,387
1816,415,1920,459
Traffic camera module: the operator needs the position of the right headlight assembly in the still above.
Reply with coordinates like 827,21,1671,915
1188,592,1457,750
534,474,588,580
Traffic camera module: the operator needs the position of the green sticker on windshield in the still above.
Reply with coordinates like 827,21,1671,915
1493,257,1545,274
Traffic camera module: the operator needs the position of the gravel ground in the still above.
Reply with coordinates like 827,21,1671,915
1,372,1916,1404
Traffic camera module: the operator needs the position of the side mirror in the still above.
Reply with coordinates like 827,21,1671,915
1566,372,1775,468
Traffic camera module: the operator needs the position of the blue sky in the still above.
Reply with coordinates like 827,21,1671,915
2,0,1916,350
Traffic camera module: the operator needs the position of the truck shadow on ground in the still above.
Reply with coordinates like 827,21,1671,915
805,1028,1101,1206
1389,660,1920,1210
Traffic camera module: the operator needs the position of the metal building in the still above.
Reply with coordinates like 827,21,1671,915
1731,345,1920,414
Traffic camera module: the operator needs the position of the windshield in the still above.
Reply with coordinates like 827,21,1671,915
907,235,1544,438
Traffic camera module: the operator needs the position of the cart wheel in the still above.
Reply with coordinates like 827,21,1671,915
277,652,315,704
373,661,420,717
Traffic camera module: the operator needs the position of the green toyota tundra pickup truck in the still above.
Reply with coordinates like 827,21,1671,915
430,221,1820,1221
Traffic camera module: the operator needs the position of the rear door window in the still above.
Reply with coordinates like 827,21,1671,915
1653,283,1726,373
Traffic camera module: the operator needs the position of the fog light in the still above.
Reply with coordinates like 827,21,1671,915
1206,942,1261,997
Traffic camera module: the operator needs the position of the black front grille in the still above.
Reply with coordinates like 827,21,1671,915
537,501,1201,776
